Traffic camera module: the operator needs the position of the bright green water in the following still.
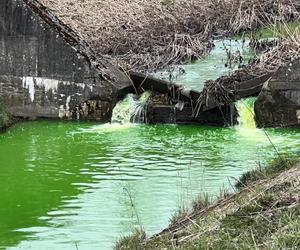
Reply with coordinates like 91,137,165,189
0,38,299,250
1,120,300,249
155,39,254,90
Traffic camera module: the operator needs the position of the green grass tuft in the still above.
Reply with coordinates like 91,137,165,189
115,229,146,250
272,215,300,249
236,154,298,189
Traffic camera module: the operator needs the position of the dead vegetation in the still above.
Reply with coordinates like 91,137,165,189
194,25,300,113
38,0,300,72
116,157,300,250
255,27,300,72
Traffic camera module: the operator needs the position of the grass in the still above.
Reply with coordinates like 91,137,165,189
169,193,211,226
236,154,299,189
253,20,300,39
116,229,146,250
234,20,300,40
115,155,300,250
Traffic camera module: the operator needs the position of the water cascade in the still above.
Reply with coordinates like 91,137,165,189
236,97,256,128
111,92,151,124
2,36,298,250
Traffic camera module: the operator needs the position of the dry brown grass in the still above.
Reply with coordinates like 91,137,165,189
116,163,300,249
256,28,300,72
38,0,300,72
193,25,300,114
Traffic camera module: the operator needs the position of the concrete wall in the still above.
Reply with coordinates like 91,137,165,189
0,0,122,122
255,58,300,128
146,104,237,126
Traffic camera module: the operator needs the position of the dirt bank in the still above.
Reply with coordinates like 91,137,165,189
116,156,300,249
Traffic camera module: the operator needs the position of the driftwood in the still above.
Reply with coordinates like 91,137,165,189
130,72,201,103
130,72,272,115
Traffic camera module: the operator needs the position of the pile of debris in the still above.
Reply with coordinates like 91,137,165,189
39,0,300,72
196,27,300,113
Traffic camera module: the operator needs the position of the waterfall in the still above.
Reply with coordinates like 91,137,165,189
111,92,151,124
235,97,256,128
131,91,151,123
131,104,146,123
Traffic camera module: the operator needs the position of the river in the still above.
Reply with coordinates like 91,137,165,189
1,39,300,250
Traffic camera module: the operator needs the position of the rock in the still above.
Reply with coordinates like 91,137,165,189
255,58,300,128
146,103,238,126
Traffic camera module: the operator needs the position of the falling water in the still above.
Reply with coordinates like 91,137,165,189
133,91,151,123
111,92,151,124
236,97,256,128
132,104,146,123
111,94,137,124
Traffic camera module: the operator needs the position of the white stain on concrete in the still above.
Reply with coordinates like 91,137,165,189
296,110,300,124
21,76,86,102
58,96,73,119
22,77,35,102
58,105,66,119
66,96,71,111
34,77,60,92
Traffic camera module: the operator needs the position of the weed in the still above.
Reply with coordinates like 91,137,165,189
192,193,210,211
169,205,189,225
117,158,300,250
115,229,146,250
236,154,298,189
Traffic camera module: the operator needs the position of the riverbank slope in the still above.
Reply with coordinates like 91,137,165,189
116,156,300,249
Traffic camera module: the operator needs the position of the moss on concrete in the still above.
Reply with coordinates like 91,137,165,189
0,103,10,131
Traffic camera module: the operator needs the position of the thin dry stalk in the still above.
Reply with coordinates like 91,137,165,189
38,0,300,72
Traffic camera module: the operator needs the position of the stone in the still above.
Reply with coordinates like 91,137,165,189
145,99,238,126
255,58,300,128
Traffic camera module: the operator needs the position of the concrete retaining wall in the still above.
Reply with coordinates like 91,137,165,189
0,0,130,122
255,58,300,128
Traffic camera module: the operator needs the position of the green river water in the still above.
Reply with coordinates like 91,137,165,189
1,122,300,250
1,39,300,250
